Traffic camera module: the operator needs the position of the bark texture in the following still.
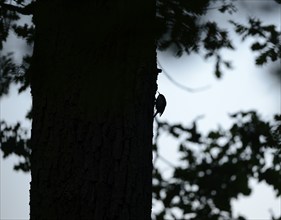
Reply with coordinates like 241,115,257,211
30,1,157,219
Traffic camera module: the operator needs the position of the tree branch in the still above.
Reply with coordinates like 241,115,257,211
157,60,211,93
0,2,34,15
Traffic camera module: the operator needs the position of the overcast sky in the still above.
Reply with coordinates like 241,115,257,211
1,0,280,219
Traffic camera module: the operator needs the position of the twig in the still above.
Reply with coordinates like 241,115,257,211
154,153,177,168
157,60,211,93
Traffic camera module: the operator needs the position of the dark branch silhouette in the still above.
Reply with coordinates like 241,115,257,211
0,2,34,15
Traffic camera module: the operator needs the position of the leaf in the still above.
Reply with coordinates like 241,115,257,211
251,42,267,51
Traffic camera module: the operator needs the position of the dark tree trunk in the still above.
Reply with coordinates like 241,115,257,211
30,1,157,219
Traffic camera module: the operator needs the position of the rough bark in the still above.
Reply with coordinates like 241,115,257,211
30,1,157,219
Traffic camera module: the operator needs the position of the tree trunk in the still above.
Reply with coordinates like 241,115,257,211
30,1,157,219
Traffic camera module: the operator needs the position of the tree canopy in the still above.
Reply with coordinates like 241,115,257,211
0,0,280,219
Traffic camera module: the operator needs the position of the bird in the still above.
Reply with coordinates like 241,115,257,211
154,92,167,117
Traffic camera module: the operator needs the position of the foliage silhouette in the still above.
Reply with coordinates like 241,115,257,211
153,112,281,219
0,0,280,219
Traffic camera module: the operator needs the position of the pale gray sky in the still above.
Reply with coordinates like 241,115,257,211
1,1,280,219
